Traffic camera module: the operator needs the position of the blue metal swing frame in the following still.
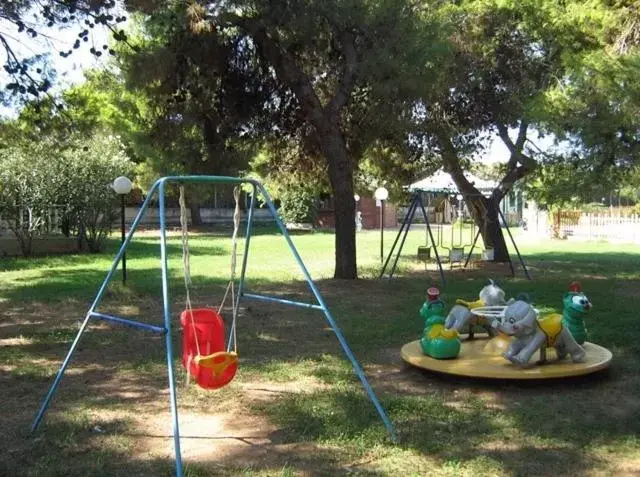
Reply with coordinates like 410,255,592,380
31,176,396,477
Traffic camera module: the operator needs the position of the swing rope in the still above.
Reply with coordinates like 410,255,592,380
216,186,241,353
179,186,201,358
229,187,242,352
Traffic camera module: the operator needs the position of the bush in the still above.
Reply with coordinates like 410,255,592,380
278,185,318,225
64,135,134,252
0,142,57,256
0,134,134,256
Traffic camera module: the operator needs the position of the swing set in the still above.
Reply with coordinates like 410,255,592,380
380,191,531,283
31,176,396,477
429,196,477,269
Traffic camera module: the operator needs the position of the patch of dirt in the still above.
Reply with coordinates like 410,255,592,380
1,298,341,474
614,281,640,298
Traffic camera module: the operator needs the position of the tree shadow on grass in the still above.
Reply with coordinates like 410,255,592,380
1,363,388,476
2,265,640,475
1,263,283,305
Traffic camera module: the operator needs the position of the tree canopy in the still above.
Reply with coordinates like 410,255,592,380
3,0,640,274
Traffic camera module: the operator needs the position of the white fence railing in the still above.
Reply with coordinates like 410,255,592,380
0,206,273,237
558,214,640,244
0,205,67,236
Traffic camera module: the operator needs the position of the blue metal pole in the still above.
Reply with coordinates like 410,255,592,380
158,179,183,477
89,312,167,335
243,292,324,311
236,183,256,303
255,183,397,442
31,180,161,432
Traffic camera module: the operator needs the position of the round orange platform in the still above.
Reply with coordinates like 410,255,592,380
401,335,612,379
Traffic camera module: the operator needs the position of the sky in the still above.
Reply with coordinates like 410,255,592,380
0,12,111,116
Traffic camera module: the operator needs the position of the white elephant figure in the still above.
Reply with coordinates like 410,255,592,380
445,280,507,338
494,300,586,366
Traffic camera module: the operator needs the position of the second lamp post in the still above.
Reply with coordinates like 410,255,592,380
112,176,133,285
374,187,389,264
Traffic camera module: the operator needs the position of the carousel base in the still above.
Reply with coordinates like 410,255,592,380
401,334,612,380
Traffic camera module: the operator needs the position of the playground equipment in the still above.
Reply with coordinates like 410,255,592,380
178,185,239,389
31,176,396,477
561,281,591,344
401,282,612,379
427,196,477,269
493,300,586,366
380,191,531,283
444,280,506,338
419,287,461,359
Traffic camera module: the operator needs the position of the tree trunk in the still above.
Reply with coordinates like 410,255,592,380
465,195,510,262
319,127,357,279
189,202,203,226
13,229,32,257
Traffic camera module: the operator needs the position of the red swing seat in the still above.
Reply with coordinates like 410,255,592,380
180,308,238,389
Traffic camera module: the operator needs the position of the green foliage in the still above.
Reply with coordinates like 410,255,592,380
64,134,135,252
0,139,59,255
248,151,320,224
0,132,134,255
1,1,124,105
525,159,630,209
6,0,640,272
278,186,318,225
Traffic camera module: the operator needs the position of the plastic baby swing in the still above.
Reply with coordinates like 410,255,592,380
178,185,241,389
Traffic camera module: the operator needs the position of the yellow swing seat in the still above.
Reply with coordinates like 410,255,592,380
193,351,239,377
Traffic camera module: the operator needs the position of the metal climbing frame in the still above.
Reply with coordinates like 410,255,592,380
31,176,396,477
379,192,531,282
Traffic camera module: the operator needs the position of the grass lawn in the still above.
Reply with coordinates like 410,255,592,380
1,226,640,476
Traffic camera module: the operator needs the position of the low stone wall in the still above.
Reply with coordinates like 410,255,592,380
121,207,273,226
0,236,79,257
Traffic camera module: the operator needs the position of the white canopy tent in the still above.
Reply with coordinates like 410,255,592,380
408,169,497,195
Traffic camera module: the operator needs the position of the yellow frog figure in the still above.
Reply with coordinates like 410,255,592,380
493,300,586,366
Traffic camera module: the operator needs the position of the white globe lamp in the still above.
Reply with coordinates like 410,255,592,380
374,187,389,202
112,176,133,195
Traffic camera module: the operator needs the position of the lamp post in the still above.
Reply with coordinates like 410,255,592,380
374,187,389,263
112,176,132,285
